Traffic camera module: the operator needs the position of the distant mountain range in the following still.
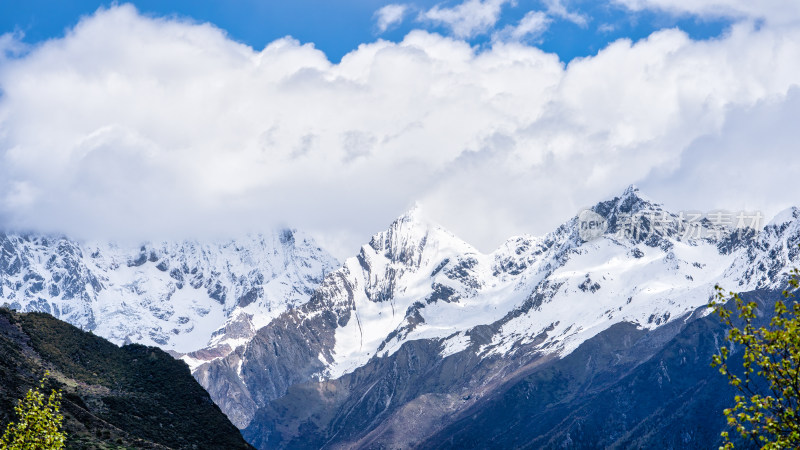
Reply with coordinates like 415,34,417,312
0,229,338,354
2,186,797,448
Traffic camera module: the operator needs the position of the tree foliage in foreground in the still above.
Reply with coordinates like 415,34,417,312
709,268,800,449
0,374,66,450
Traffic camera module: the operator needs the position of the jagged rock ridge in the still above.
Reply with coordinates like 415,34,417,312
0,230,339,354
214,187,799,448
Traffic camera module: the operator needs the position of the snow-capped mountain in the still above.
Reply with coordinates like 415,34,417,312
3,186,797,448
189,187,800,448
0,230,339,354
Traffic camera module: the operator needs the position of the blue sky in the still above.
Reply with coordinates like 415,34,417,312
0,0,798,256
1,0,732,63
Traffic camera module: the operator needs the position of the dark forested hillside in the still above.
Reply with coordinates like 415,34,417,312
0,307,253,449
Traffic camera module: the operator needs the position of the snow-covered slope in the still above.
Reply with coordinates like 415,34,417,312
0,230,338,354
202,186,800,441
321,187,780,378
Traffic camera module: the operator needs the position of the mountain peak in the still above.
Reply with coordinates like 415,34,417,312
767,206,800,228
367,203,476,266
396,203,424,223
574,186,687,245
621,184,640,197
616,184,658,209
592,185,661,220
384,204,431,244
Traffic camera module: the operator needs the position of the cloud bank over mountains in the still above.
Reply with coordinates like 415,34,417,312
0,3,798,257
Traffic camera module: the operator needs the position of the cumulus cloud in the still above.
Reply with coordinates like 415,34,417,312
0,31,28,60
420,0,513,38
1,5,800,257
643,87,800,217
375,4,409,33
544,0,588,27
493,11,551,42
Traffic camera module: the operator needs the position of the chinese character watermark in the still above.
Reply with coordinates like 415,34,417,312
577,208,763,242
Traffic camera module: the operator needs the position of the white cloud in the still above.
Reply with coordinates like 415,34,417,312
420,0,513,38
643,87,800,217
0,31,28,60
597,23,616,33
493,11,551,42
1,5,800,257
375,4,409,33
615,0,800,25
544,0,588,27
